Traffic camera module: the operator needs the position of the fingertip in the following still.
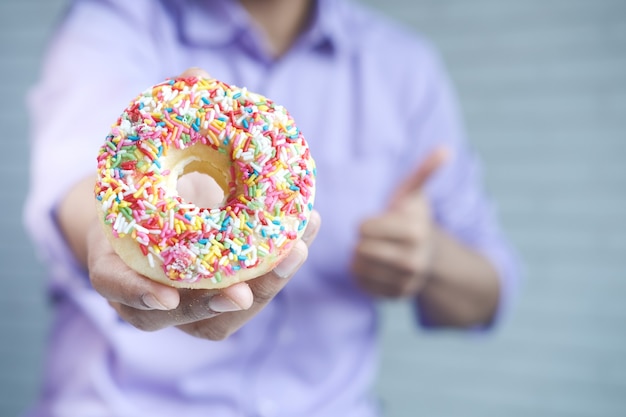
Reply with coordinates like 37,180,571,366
273,240,308,279
302,210,321,246
294,238,309,255
147,285,180,310
141,292,173,311
220,282,254,310
388,146,451,208
158,288,181,310
434,146,452,166
358,216,378,238
180,67,211,79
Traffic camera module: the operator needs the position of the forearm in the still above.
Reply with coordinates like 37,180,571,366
417,226,500,328
56,175,98,268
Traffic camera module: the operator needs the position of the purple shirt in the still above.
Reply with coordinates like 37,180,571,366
24,0,519,416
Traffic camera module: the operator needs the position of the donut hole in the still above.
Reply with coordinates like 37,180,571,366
177,171,225,209
166,145,232,210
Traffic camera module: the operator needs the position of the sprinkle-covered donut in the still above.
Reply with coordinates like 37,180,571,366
94,77,316,289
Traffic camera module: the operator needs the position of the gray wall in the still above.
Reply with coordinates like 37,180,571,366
1,0,625,416
367,1,626,416
1,1,59,416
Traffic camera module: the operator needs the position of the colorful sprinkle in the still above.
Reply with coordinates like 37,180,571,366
95,77,316,284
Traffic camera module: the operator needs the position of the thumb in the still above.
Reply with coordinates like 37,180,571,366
388,147,450,209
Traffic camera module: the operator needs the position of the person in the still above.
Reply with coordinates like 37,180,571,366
24,0,519,416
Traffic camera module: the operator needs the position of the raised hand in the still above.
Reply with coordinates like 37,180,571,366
351,148,448,298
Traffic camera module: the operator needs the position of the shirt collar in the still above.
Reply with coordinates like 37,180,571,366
301,0,351,53
177,0,351,55
177,0,250,47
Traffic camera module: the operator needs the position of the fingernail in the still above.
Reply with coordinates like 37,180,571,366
302,223,314,245
273,247,305,279
142,293,170,311
208,295,243,313
301,214,319,245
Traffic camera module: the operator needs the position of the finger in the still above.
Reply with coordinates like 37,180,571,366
354,237,425,275
389,147,449,209
113,283,252,331
179,67,212,79
111,241,308,331
95,209,313,335
112,289,219,332
114,236,308,335
216,282,254,311
87,224,180,311
352,258,421,298
352,256,396,286
301,210,321,246
359,213,427,244
358,276,423,299
178,240,309,340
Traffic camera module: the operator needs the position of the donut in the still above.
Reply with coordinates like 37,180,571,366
94,76,316,289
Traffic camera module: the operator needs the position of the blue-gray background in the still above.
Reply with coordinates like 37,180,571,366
1,0,625,416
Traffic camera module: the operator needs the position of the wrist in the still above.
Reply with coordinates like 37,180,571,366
57,175,98,268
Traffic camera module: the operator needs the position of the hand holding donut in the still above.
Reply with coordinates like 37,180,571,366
87,208,320,340
86,67,320,339
351,148,448,298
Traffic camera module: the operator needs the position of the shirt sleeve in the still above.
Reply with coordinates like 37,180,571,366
24,0,161,290
397,43,521,329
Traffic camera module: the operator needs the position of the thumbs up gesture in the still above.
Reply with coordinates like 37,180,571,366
351,148,449,298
